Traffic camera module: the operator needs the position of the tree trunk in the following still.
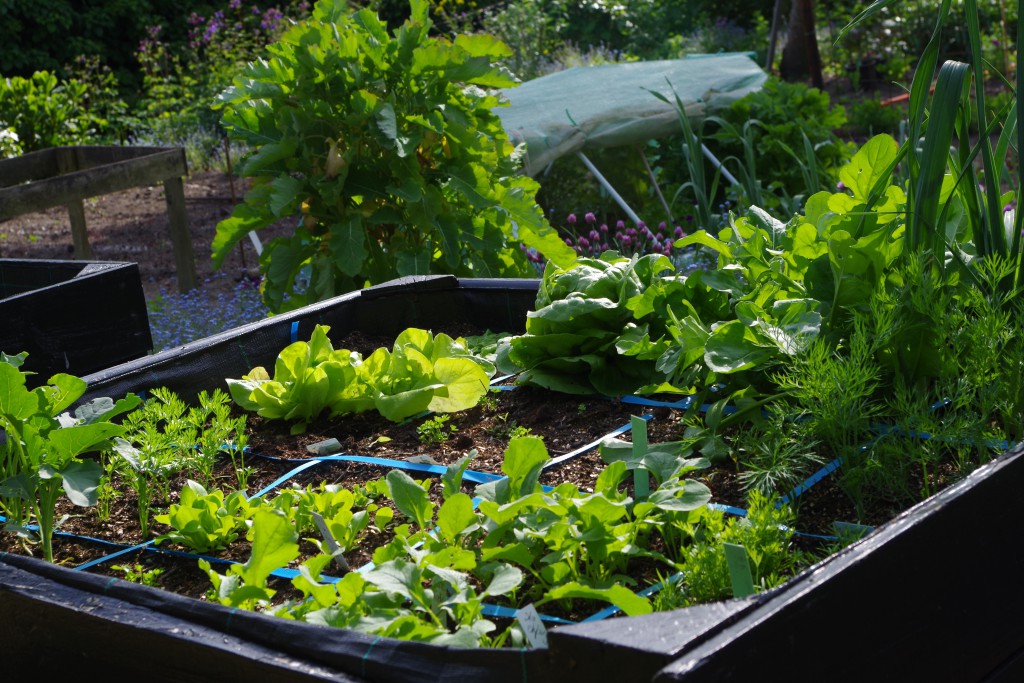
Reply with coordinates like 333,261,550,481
780,0,824,88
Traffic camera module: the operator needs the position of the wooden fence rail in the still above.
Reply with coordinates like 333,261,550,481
0,146,197,291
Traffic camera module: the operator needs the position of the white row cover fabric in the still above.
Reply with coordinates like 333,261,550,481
496,54,768,176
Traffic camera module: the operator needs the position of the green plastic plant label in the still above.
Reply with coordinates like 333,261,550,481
631,415,650,499
516,603,548,649
724,542,756,598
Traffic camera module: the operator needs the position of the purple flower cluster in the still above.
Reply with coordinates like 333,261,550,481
148,272,269,352
559,212,686,259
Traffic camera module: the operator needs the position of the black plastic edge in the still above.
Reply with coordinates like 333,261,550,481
653,441,1024,682
0,555,361,682
0,551,549,683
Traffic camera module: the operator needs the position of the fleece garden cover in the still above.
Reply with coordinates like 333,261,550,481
496,54,767,175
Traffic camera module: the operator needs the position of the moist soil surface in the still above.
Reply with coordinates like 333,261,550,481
0,374,955,614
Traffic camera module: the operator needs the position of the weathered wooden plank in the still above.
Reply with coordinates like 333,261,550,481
0,148,187,220
0,148,60,188
66,199,92,259
0,146,196,291
72,146,178,170
163,177,197,291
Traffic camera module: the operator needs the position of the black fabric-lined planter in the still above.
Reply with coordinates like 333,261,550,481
0,259,151,381
2,274,1022,681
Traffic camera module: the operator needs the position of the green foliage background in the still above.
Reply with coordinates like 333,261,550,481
213,0,573,311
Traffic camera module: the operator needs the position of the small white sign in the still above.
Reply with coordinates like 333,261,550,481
312,512,350,573
516,603,548,649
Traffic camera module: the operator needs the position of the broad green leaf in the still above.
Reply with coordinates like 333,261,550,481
677,230,731,258
839,134,897,201
542,582,653,616
47,423,124,463
60,459,103,506
241,138,298,175
364,559,417,600
501,436,549,497
240,510,299,587
212,203,275,268
428,358,489,413
453,32,513,59
647,480,712,512
481,563,523,597
436,493,478,544
0,362,40,421
323,215,367,278
375,385,436,422
480,542,536,567
704,321,774,373
376,103,399,144
269,174,303,218
41,374,87,415
386,469,434,529
425,546,477,571
442,453,474,499
426,564,469,593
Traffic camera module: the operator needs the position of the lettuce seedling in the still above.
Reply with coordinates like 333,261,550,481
155,480,254,552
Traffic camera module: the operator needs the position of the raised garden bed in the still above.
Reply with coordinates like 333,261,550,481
0,258,151,380
2,274,1023,681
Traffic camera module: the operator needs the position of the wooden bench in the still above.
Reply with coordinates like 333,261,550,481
0,146,198,291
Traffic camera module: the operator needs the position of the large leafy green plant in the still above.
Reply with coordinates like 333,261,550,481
0,70,99,156
213,0,573,312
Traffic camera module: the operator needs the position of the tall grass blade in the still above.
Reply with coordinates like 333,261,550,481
965,0,1006,258
834,0,897,44
1016,5,1024,285
911,60,969,256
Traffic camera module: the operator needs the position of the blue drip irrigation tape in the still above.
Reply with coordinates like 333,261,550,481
871,422,1010,452
313,454,499,486
74,540,156,571
250,458,324,498
481,603,574,625
544,415,650,470
620,395,695,410
708,502,747,517
779,456,844,506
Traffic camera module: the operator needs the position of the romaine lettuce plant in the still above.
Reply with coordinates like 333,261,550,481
228,325,492,431
227,325,362,433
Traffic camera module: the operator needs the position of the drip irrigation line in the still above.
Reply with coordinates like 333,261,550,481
708,502,747,517
250,458,324,498
543,416,649,470
620,395,695,410
481,603,574,625
74,540,155,571
778,457,843,506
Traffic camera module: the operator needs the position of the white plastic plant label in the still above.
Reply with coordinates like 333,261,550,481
516,603,548,649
